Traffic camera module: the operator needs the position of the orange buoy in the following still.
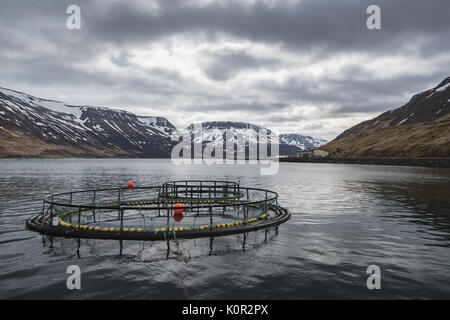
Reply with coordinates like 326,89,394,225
173,203,184,214
127,181,134,188
173,203,184,222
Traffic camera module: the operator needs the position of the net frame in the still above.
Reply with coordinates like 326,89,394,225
26,180,290,240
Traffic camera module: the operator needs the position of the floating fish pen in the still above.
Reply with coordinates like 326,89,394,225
26,180,290,241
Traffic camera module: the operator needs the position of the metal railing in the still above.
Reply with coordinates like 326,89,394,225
39,181,279,232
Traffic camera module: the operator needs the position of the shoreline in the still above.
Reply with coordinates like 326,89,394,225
2,156,450,169
279,157,450,168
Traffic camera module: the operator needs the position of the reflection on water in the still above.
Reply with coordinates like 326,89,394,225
0,159,450,299
40,229,277,263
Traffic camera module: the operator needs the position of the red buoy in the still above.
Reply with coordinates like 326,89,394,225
173,203,184,222
174,212,184,222
127,181,134,188
173,203,184,214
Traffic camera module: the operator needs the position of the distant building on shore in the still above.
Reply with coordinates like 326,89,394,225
296,150,313,158
296,149,329,158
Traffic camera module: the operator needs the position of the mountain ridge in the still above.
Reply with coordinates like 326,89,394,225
182,121,327,156
279,133,327,151
322,77,450,158
335,77,450,140
0,87,326,158
0,87,177,158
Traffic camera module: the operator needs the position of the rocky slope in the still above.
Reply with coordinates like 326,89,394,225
322,77,450,158
0,87,176,158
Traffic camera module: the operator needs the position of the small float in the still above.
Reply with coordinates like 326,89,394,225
26,180,290,241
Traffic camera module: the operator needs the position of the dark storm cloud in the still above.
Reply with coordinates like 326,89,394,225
180,101,289,112
267,114,303,124
301,123,325,131
0,0,449,140
202,49,280,81
1,0,449,67
84,0,450,56
1,0,448,84
254,71,449,115
0,54,113,87
0,49,186,97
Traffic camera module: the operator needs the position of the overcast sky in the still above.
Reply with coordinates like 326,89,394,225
0,0,449,140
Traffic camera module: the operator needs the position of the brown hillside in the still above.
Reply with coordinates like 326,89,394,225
321,113,450,158
335,77,450,140
0,129,129,158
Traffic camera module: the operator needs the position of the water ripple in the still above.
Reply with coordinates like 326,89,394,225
0,160,450,299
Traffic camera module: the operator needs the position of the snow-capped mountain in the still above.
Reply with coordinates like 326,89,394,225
0,87,329,158
279,134,328,150
0,87,176,157
184,121,272,147
182,121,315,156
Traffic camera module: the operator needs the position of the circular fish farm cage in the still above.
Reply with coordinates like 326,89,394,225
26,180,290,241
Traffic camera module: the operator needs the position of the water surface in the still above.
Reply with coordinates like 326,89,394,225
0,159,449,299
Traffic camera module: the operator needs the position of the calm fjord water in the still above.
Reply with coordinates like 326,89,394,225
0,159,449,299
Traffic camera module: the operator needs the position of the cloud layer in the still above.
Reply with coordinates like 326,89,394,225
1,0,449,140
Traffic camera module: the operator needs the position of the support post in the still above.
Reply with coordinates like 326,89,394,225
78,207,81,229
118,188,121,219
50,197,54,225
167,208,170,230
93,191,96,222
209,204,213,230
